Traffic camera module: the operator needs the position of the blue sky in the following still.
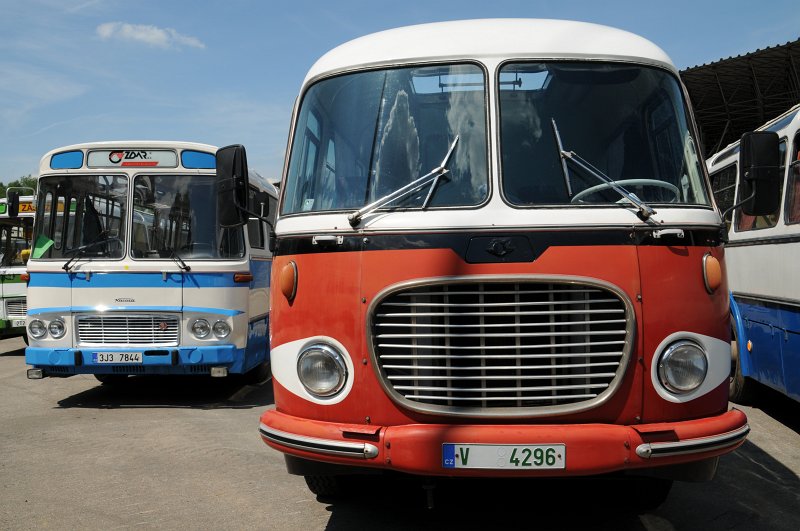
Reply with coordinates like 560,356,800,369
1,0,798,183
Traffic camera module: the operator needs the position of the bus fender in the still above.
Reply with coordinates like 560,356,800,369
730,293,752,378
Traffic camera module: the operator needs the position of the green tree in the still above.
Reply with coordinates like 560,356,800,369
2,175,37,198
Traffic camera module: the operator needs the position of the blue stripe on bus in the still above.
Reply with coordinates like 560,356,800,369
28,272,249,289
28,305,244,316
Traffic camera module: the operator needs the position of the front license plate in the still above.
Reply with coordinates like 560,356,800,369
12,319,25,328
442,443,566,470
92,352,142,364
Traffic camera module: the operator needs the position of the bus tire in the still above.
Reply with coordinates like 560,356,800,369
245,360,272,385
94,374,129,385
729,338,755,405
629,477,673,513
304,475,343,498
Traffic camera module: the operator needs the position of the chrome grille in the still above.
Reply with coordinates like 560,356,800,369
5,298,27,318
370,278,633,416
76,314,180,346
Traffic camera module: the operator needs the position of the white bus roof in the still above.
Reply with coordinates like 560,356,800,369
305,19,676,84
39,140,218,174
707,103,800,168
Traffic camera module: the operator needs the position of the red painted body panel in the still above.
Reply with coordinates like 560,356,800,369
260,407,747,477
266,241,742,477
636,244,730,422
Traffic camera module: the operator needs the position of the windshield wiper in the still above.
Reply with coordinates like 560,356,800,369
550,119,656,220
348,135,459,227
168,249,191,272
62,236,119,272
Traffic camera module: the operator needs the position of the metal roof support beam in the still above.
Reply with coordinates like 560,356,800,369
713,69,732,150
789,51,800,100
749,60,764,124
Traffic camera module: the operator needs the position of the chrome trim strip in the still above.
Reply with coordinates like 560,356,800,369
732,292,800,310
366,274,636,419
635,424,750,459
258,424,379,459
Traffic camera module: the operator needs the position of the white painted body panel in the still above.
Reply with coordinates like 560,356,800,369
306,19,676,84
706,104,800,303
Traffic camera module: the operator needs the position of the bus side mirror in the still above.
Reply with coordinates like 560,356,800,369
7,191,19,218
216,145,249,227
739,131,781,216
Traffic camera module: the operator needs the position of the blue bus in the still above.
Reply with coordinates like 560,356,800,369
23,141,276,383
708,104,800,403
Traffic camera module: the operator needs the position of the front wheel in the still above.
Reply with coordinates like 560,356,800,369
244,360,271,385
304,475,344,498
629,477,673,513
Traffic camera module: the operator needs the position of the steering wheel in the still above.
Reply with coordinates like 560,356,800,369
571,179,680,203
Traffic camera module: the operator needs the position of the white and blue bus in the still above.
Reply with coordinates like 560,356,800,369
24,141,277,383
0,194,34,341
708,104,800,403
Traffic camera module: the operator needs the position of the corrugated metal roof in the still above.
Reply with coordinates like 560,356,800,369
680,38,800,156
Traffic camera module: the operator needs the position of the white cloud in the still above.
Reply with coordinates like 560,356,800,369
96,22,205,50
0,62,88,130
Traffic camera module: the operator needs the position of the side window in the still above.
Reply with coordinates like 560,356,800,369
709,164,737,223
247,218,264,249
736,139,786,231
785,133,800,225
219,227,245,259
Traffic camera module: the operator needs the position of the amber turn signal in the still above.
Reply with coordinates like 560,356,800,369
280,261,298,302
234,272,253,283
702,254,722,293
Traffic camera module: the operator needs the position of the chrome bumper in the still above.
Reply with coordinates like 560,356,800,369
259,424,379,459
636,424,750,459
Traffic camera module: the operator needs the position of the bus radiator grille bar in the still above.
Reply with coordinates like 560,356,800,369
371,279,632,414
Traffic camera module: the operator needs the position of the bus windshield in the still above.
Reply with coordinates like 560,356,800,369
0,218,33,266
499,62,709,207
132,175,244,260
35,175,127,260
282,63,489,214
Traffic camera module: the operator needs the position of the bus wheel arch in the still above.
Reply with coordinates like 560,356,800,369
729,319,756,405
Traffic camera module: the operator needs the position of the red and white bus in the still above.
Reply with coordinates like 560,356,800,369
217,19,778,506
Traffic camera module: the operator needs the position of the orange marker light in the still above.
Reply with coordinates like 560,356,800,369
280,261,298,303
702,254,722,293
20,272,30,282
747,340,753,352
234,272,254,283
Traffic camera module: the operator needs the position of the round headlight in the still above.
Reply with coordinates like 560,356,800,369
28,319,47,339
191,319,211,339
212,320,231,339
658,340,708,394
297,344,348,397
48,319,66,339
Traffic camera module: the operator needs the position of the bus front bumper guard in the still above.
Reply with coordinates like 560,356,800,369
259,408,749,477
259,424,379,459
635,424,750,459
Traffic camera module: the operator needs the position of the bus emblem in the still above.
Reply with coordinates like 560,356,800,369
486,238,515,258
158,321,169,331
